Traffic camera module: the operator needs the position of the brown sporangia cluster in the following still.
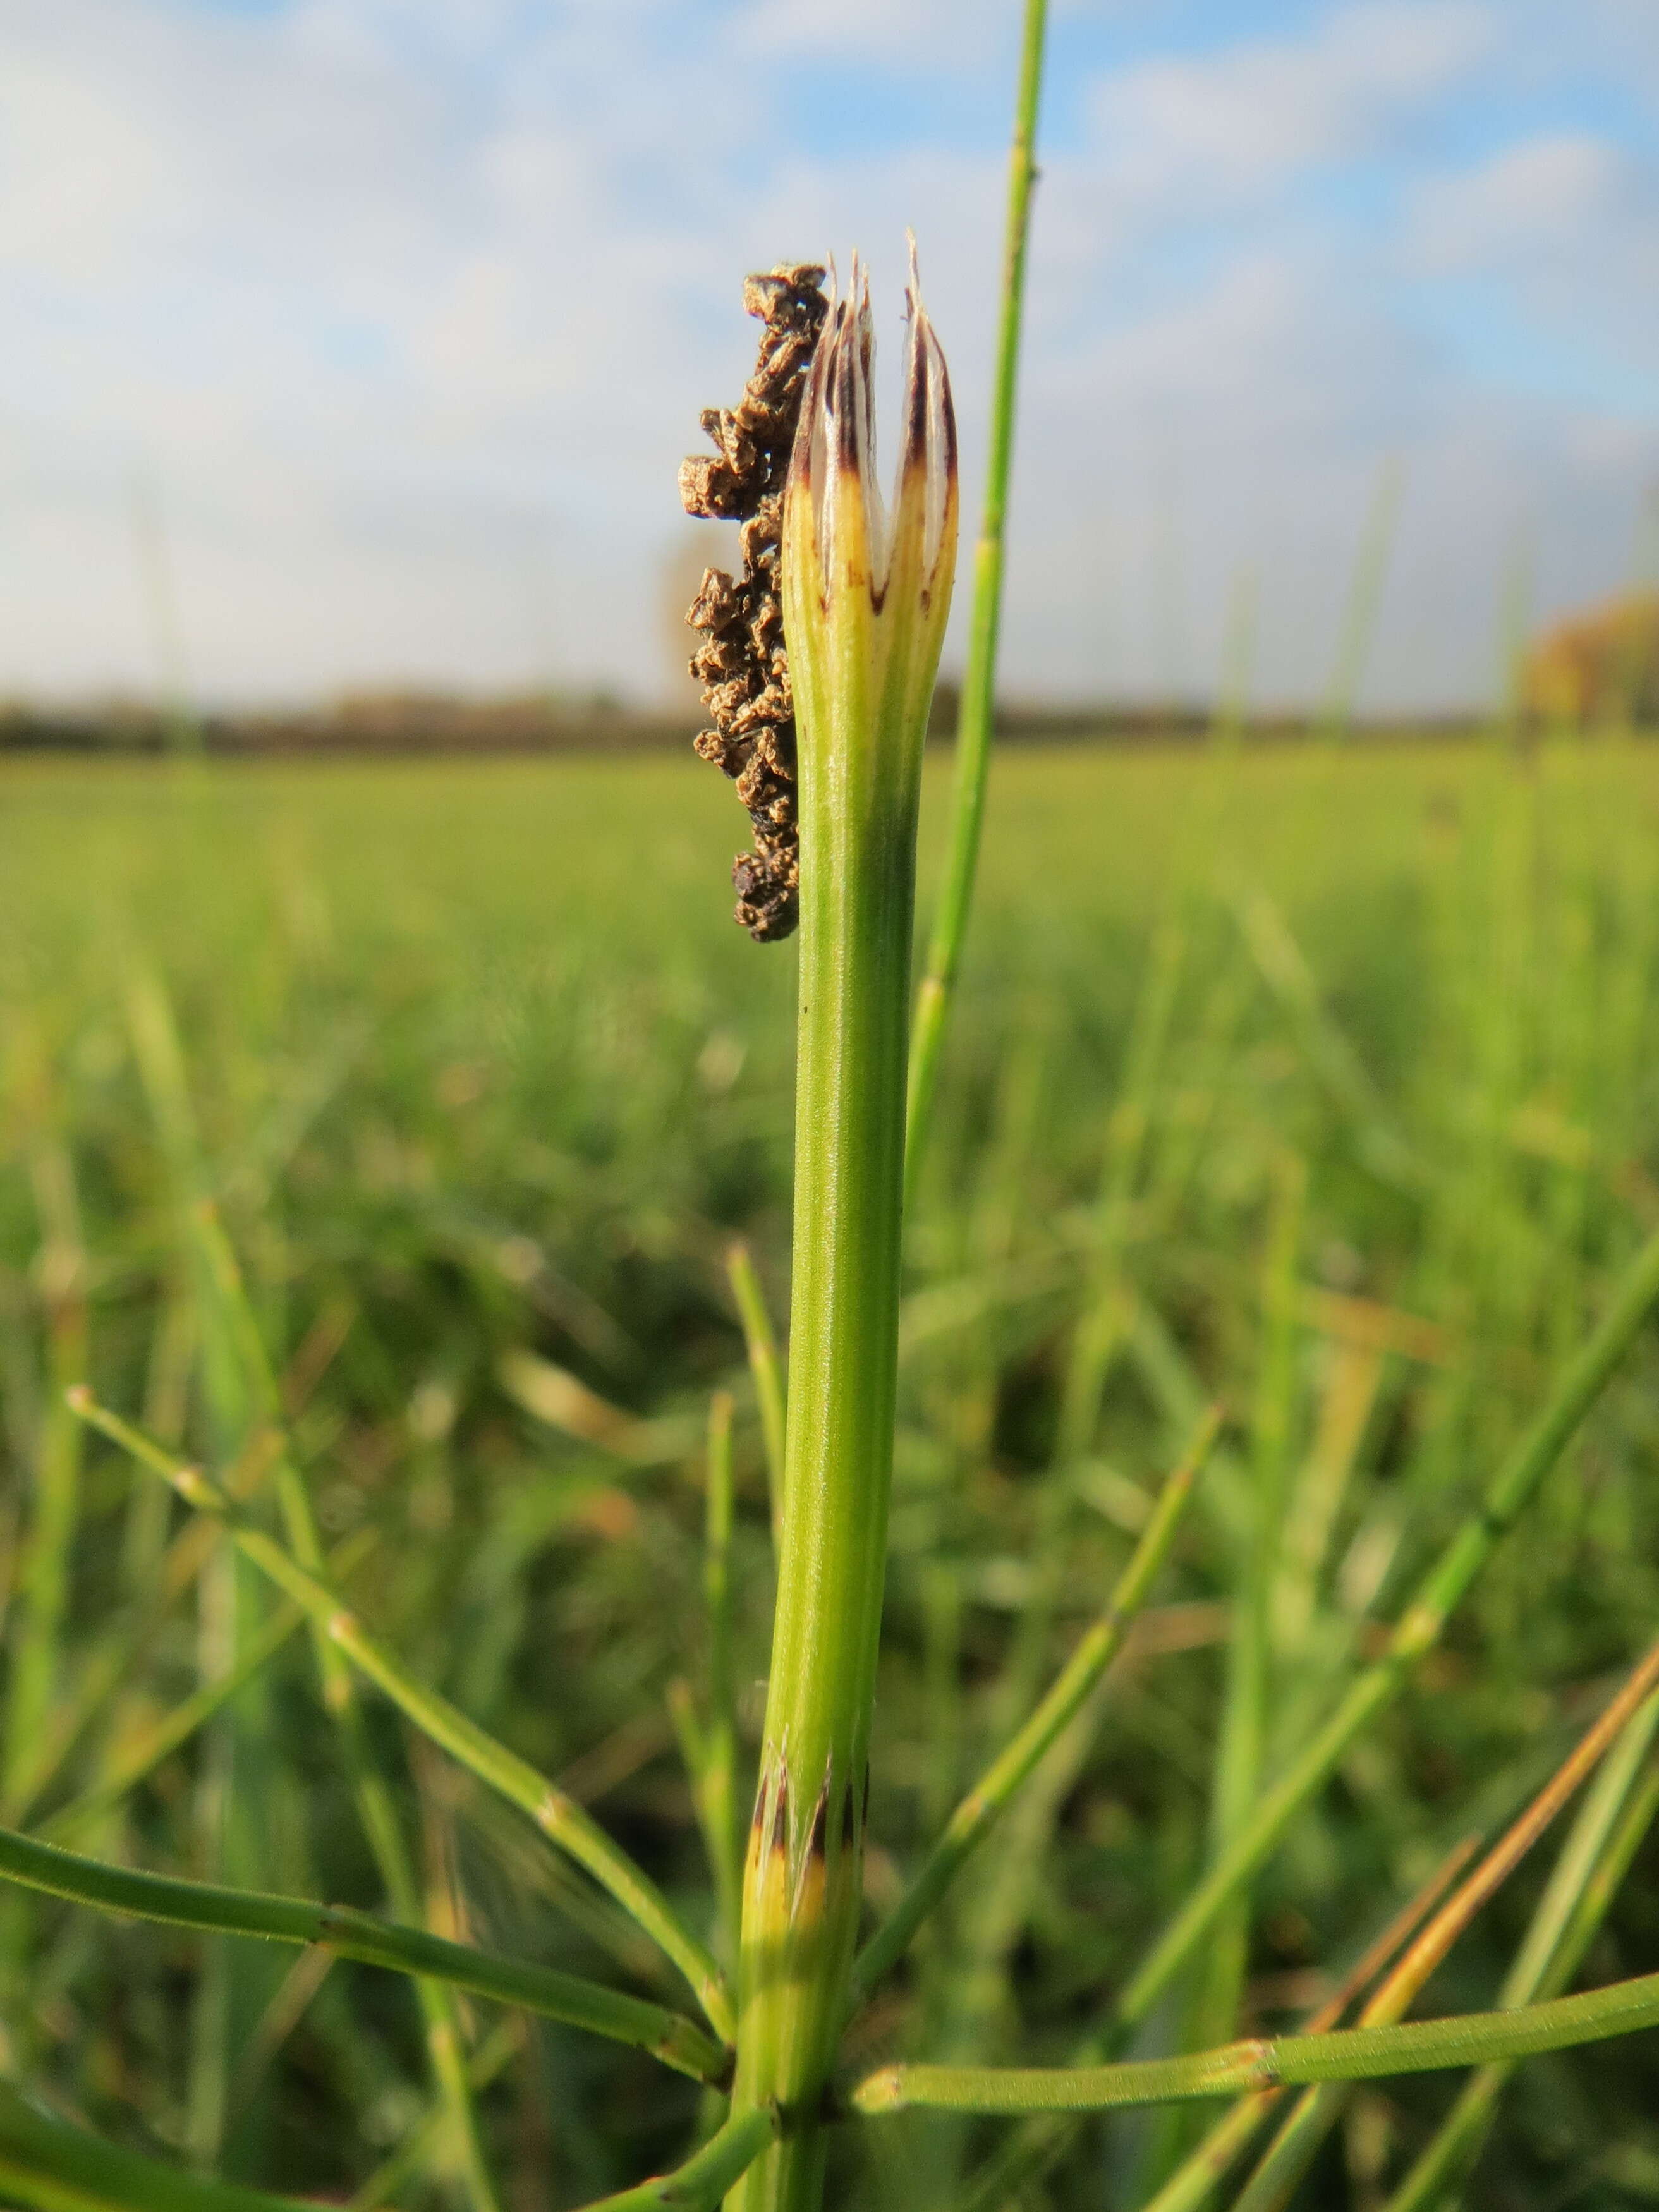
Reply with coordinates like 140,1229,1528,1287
679,264,829,942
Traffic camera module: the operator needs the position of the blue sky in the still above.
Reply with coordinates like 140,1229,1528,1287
1,0,1655,709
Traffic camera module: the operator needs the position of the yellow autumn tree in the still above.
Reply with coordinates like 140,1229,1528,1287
1521,590,1659,728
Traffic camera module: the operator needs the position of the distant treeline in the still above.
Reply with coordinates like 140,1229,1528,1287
4,592,1655,756
0,688,1522,757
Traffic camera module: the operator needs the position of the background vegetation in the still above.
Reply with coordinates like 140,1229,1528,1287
3,739,1658,2207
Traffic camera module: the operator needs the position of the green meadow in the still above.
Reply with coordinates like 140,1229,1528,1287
3,741,1658,2207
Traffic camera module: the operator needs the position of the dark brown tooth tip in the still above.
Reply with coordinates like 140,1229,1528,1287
903,345,929,461
769,1768,791,1855
830,322,863,475
807,1771,831,1861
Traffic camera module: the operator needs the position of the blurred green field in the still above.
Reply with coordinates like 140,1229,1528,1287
3,743,1659,2209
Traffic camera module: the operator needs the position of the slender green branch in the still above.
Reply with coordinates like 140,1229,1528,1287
573,2106,779,2211
850,1967,1659,2115
0,1821,727,2085
0,2079,337,2212
726,1243,786,1540
7,1425,290,1824
1315,455,1404,748
1188,1161,1303,2075
903,0,1049,1200
2,1140,88,1820
1234,892,1427,1195
349,2021,522,2212
64,1390,734,2042
851,1403,1218,2000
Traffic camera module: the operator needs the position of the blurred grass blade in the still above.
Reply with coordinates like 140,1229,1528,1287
725,1242,786,1542
8,1426,286,1822
852,1403,1219,2001
1186,1161,1304,2065
1235,890,1426,1194
1315,456,1404,749
946,915,1191,2056
701,1390,743,1961
125,967,270,2172
0,2079,323,2212
43,1596,308,1845
349,2020,523,2212
2,1138,89,1819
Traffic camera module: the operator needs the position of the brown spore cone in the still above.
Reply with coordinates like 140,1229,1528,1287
679,263,828,943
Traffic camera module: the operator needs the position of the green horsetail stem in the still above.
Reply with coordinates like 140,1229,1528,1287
722,252,959,2212
904,0,1049,1200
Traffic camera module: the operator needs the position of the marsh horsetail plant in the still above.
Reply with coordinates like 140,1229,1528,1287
710,250,958,2209
15,15,1659,2206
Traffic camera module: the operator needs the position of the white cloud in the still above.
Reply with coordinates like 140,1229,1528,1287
1410,133,1635,265
1086,1,1494,203
1404,133,1659,375
0,0,1650,714
740,0,1004,62
0,56,175,271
